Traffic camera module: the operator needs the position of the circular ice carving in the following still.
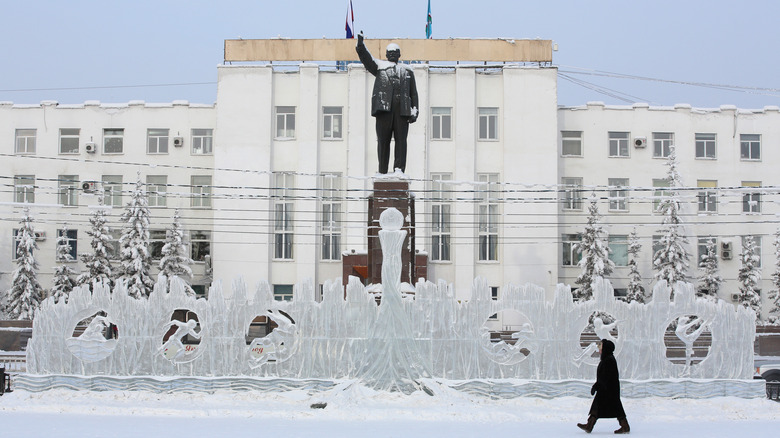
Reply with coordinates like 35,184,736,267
66,311,119,363
664,314,712,371
379,207,404,231
481,310,536,365
246,310,298,369
159,310,204,364
576,312,620,366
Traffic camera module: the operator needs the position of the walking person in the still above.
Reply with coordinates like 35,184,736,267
577,339,631,434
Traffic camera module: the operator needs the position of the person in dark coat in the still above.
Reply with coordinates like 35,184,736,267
577,339,630,434
356,33,419,174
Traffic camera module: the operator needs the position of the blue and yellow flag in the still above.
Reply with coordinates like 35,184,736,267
425,0,432,39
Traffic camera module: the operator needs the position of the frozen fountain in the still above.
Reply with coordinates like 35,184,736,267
21,208,763,398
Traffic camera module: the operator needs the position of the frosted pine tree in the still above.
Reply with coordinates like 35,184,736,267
768,228,780,324
77,196,113,290
653,145,690,288
574,194,614,300
737,235,762,322
50,224,77,303
4,208,43,320
625,229,646,303
696,237,722,301
158,209,194,295
116,174,155,299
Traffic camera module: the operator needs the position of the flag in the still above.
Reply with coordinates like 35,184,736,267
425,0,432,39
345,0,355,39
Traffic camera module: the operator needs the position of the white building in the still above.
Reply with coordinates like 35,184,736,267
1,39,778,319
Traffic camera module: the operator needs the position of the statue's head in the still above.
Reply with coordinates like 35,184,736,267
386,43,401,63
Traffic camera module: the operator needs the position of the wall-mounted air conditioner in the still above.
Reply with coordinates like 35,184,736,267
173,137,184,147
85,143,97,153
81,181,98,193
33,230,46,241
633,137,647,148
721,241,733,260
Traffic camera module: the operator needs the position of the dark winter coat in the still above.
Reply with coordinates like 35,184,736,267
356,41,419,118
589,339,627,419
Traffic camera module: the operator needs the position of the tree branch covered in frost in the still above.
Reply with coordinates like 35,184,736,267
697,237,722,301
653,146,690,286
574,194,613,300
158,209,194,295
769,228,780,325
4,208,43,320
625,228,646,303
737,235,762,322
77,194,113,291
116,174,155,299
51,224,77,304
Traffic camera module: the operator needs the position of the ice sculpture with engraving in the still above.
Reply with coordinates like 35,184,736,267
27,208,756,387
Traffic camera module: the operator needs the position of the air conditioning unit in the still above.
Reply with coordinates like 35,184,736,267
85,142,97,153
731,293,740,302
33,230,46,241
721,241,733,260
173,137,184,147
633,137,647,148
81,181,98,193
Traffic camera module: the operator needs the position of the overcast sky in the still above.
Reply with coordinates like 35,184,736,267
2,0,779,108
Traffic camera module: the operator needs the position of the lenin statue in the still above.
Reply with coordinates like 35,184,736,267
356,33,419,174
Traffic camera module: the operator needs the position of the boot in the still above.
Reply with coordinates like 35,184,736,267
614,417,630,434
577,415,597,433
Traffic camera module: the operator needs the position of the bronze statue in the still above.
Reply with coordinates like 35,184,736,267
356,33,419,174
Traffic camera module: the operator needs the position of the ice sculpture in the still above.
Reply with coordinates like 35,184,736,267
27,208,757,384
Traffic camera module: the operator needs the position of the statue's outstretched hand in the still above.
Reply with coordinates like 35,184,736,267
357,32,364,45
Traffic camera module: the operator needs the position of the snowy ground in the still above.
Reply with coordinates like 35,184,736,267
1,385,778,438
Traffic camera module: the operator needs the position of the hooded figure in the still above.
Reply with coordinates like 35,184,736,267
577,339,631,434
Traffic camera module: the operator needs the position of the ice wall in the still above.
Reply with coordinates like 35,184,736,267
27,208,756,386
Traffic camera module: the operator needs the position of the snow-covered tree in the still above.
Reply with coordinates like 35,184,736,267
625,229,646,303
737,235,762,322
77,196,113,291
50,224,77,303
768,228,780,325
653,145,691,288
116,174,155,299
4,208,43,320
696,237,722,301
158,209,194,295
574,194,614,300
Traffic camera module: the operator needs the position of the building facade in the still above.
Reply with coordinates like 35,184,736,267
1,39,778,320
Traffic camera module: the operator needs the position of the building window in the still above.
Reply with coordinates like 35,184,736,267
477,173,499,261
742,181,761,213
102,175,123,207
103,128,124,154
147,175,167,207
190,230,211,262
430,173,452,261
320,173,342,261
740,134,761,160
652,178,670,212
14,175,35,203
191,129,213,155
608,131,629,157
561,131,583,156
147,129,169,154
697,180,717,213
695,133,716,159
149,229,166,260
698,237,715,263
608,178,629,211
57,229,78,260
275,106,296,139
742,236,762,267
15,129,36,154
489,286,499,320
58,175,79,207
12,229,21,259
431,107,452,140
322,107,343,140
652,235,663,257
562,234,582,266
653,132,674,158
274,173,294,260
562,177,583,210
273,284,294,301
59,128,80,154
107,230,122,260
608,235,628,266
191,175,212,208
478,107,498,140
